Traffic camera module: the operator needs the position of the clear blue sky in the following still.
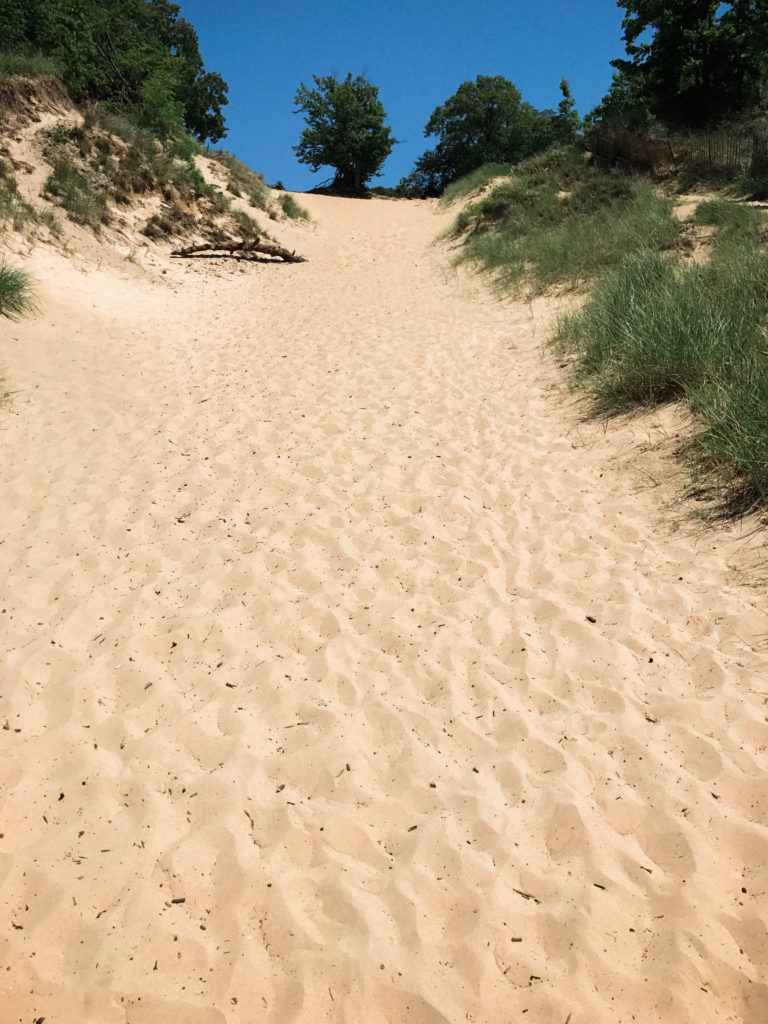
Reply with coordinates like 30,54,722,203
177,0,627,191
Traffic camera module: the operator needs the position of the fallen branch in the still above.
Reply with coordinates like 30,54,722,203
171,237,306,263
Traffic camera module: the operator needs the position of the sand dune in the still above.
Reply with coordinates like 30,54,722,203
1,190,767,1024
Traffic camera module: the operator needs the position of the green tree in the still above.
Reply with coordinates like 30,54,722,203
0,0,228,142
553,79,582,143
601,0,768,127
293,73,396,194
401,75,569,196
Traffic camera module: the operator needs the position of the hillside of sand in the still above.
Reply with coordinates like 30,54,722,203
1,82,768,1024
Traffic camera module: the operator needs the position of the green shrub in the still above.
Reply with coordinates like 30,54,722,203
279,193,309,220
737,170,768,201
168,136,203,161
182,162,211,198
0,262,36,319
44,158,110,228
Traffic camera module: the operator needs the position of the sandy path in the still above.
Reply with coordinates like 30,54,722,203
1,194,767,1024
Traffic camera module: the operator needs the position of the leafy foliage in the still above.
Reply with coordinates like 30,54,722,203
0,50,59,78
0,0,228,142
594,0,768,128
401,76,582,197
293,74,396,193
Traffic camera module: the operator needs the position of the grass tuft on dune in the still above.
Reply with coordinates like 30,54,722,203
0,261,36,320
556,201,768,511
450,153,681,294
449,149,768,513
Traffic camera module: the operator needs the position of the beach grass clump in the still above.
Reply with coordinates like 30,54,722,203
557,205,768,508
0,159,37,230
232,208,262,238
0,262,36,320
44,157,110,228
454,162,680,294
0,158,59,234
279,193,310,220
440,162,512,206
691,197,764,241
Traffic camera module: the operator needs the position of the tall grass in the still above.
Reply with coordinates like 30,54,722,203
448,150,768,511
0,262,36,320
454,168,680,294
557,204,768,509
0,159,36,230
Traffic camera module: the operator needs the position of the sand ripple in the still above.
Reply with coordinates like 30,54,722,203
1,195,767,1022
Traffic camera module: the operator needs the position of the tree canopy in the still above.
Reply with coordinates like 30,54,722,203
0,0,228,141
293,74,396,194
400,75,580,197
596,0,768,127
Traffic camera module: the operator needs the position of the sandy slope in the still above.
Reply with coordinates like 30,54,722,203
1,190,767,1024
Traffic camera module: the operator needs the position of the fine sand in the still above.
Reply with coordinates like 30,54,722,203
2,191,768,1024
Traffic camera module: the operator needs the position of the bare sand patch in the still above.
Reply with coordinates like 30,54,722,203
1,191,767,1023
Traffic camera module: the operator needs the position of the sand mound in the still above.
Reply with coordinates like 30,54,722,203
1,186,767,1024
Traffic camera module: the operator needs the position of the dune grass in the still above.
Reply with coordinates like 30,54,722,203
43,157,110,229
0,262,36,320
556,202,768,510
279,193,310,220
448,150,768,512
452,162,681,295
0,158,58,234
0,159,37,231
440,162,512,206
232,208,263,238
213,150,272,212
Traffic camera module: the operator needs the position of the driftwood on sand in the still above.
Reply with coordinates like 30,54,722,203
170,237,306,263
